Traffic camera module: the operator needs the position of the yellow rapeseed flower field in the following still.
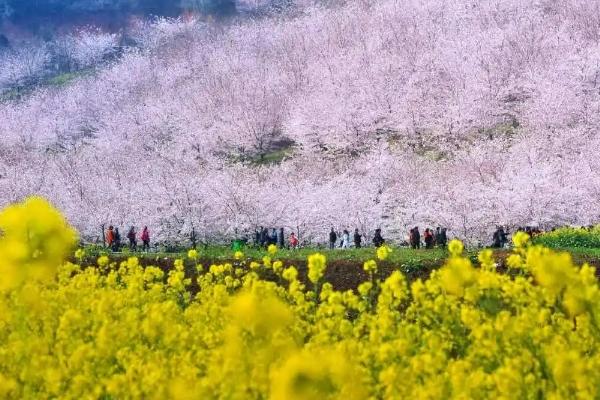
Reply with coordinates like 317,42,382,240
0,198,599,399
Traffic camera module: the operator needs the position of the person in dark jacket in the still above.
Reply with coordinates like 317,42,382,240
500,227,508,248
278,227,285,248
260,227,268,247
373,228,385,248
413,227,421,249
329,228,337,249
493,226,508,248
270,228,278,246
127,226,137,250
254,229,261,247
435,227,442,247
190,227,197,250
492,227,501,248
440,228,448,247
354,229,362,248
113,228,121,252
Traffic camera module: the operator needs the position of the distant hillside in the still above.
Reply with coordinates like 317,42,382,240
1,0,237,20
0,1,244,36
1,0,599,245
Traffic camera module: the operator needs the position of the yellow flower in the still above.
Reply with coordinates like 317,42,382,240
267,244,278,256
358,281,373,296
234,251,244,260
282,267,298,282
563,288,586,317
0,196,78,289
271,351,366,400
513,231,530,248
273,261,284,273
97,255,110,268
438,257,475,297
363,259,377,274
448,239,464,256
262,256,272,268
506,254,523,269
187,249,198,260
307,253,327,284
477,249,494,266
74,248,86,260
174,258,184,271
376,245,392,261
249,261,260,270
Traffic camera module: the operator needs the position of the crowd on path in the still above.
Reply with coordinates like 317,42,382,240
407,227,448,249
254,227,299,249
102,224,448,252
105,225,151,252
100,222,557,253
327,227,385,249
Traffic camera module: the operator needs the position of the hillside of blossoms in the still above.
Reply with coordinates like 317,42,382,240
2,0,600,243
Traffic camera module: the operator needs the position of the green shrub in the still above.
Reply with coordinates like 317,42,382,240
534,226,600,248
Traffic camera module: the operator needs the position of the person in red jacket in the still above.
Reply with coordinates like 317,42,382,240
289,232,299,249
424,228,434,249
106,226,114,248
141,226,150,252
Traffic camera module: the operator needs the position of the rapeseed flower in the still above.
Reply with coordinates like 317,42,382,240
376,245,391,261
308,253,326,284
187,249,199,260
448,239,464,256
0,198,600,399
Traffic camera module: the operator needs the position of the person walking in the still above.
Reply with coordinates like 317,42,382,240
113,228,122,252
278,227,285,248
500,226,509,248
270,228,278,246
492,226,501,248
440,228,448,248
127,226,137,251
254,229,261,248
329,228,337,250
435,227,442,247
373,228,385,248
413,227,421,249
106,225,115,249
341,229,350,249
260,227,268,247
424,228,434,249
141,226,150,252
190,227,197,250
289,232,299,250
353,229,362,248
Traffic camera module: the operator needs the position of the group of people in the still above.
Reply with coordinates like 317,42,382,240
409,227,448,249
329,228,386,249
492,226,545,248
254,227,300,249
106,225,150,252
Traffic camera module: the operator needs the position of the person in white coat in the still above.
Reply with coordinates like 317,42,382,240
341,229,350,248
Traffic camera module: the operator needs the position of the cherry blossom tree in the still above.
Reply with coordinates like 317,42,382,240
1,0,600,244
